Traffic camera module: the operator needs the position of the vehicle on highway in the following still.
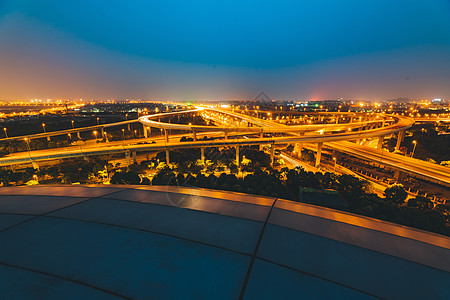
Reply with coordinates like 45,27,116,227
180,136,194,142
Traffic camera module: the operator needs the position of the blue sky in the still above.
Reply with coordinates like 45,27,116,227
1,0,450,100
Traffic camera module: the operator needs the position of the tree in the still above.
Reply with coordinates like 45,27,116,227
110,170,141,185
337,175,372,208
384,184,407,204
407,196,433,210
229,162,238,174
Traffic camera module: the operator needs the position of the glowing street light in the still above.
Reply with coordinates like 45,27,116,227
333,157,337,172
71,120,75,129
3,127,8,138
122,128,126,145
42,123,46,133
93,130,98,140
411,140,417,158
97,117,100,125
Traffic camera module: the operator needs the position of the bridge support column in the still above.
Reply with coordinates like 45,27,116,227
270,144,275,167
193,131,197,142
393,170,404,181
125,152,131,166
101,128,105,139
395,130,405,151
335,116,339,124
165,150,170,165
31,160,39,170
294,143,302,158
127,124,131,131
224,131,228,140
132,151,137,164
164,129,169,143
143,125,148,138
377,136,384,150
236,145,240,167
315,142,323,168
201,148,205,163
259,132,264,151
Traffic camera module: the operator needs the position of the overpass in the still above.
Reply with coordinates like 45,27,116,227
0,119,141,142
2,107,448,186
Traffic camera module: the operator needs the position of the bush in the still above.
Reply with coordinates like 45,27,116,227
110,171,141,185
384,184,407,204
407,196,433,210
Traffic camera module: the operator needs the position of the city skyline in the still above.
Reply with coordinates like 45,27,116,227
1,1,450,100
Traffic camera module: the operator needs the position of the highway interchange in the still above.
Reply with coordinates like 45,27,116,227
0,106,449,187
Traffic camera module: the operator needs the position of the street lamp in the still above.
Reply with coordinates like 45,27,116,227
71,120,75,129
3,127,8,138
97,117,100,125
42,123,46,133
122,128,125,145
93,130,98,141
411,140,417,158
333,157,337,172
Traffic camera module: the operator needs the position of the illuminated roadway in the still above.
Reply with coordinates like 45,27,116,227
1,107,449,186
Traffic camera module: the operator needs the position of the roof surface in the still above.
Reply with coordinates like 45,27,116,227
0,185,449,299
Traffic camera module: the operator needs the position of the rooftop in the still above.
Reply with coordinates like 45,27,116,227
0,185,449,299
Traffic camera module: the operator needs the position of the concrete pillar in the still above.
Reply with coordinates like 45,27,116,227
201,148,205,163
101,128,105,139
335,116,339,124
259,132,264,151
294,143,302,157
31,160,39,170
377,136,384,150
395,130,405,151
164,129,169,143
315,142,323,167
224,131,228,140
236,145,240,167
125,151,131,166
165,150,170,165
132,151,137,164
193,131,197,142
127,124,131,131
143,125,148,138
270,144,275,167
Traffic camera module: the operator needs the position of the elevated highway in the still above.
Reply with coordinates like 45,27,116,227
2,106,448,187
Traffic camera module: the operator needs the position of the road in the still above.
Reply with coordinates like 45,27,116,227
1,106,448,188
326,141,450,186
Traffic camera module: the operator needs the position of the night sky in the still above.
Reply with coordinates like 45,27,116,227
1,0,450,101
